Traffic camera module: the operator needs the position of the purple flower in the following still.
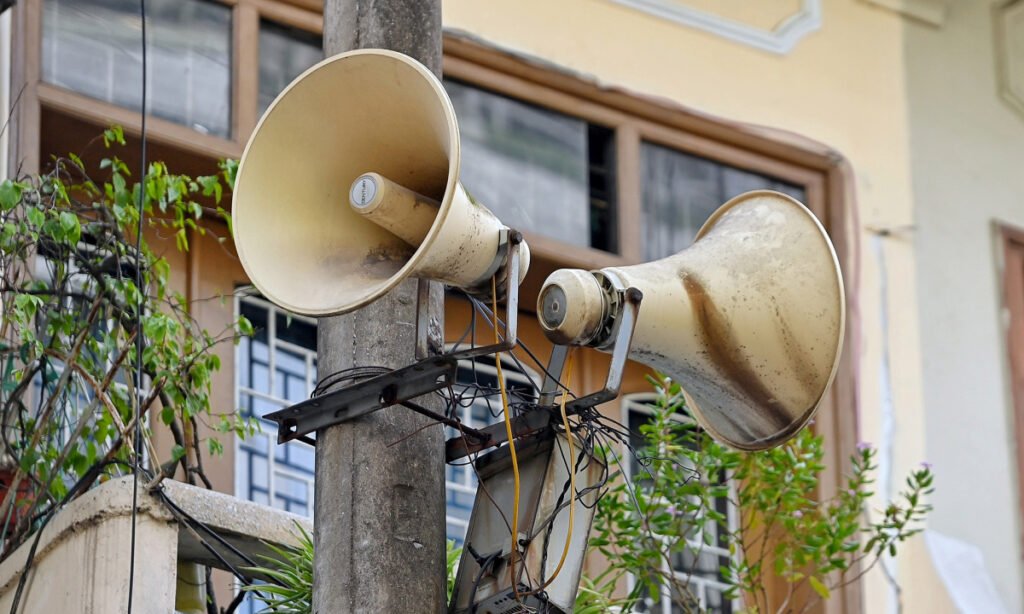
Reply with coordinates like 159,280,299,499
792,510,804,519
666,504,678,517
856,441,872,452
921,461,933,470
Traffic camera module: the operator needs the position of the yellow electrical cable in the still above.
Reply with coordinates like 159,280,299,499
492,276,522,599
523,348,578,595
490,278,578,600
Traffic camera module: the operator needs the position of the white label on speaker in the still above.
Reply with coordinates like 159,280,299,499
350,175,378,208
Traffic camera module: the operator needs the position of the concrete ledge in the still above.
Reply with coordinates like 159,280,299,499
0,476,312,613
161,477,312,573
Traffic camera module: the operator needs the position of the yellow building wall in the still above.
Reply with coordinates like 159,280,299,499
443,0,938,611
906,1,1024,612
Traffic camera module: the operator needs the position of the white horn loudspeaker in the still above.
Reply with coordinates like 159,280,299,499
232,49,529,316
538,191,845,450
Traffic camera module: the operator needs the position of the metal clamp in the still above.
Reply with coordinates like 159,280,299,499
418,229,523,362
563,286,642,413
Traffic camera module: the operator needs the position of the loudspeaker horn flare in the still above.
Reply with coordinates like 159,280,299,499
538,191,845,450
233,49,529,316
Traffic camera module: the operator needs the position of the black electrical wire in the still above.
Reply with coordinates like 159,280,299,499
467,547,500,614
463,294,576,400
311,365,391,397
126,0,148,611
152,483,279,607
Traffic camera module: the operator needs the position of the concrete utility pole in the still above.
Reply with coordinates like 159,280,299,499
314,2,445,613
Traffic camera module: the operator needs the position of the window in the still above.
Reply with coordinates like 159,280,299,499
445,353,539,543
623,393,738,614
235,295,317,516
258,20,322,115
445,79,617,252
640,142,806,261
41,0,232,137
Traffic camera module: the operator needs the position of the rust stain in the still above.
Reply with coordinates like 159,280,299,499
682,274,790,432
774,304,821,400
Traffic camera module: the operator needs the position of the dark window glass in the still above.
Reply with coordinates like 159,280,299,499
258,20,322,115
42,0,232,137
640,142,806,261
445,79,617,252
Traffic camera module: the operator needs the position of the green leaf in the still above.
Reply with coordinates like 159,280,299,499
171,445,187,463
26,206,45,228
59,211,81,245
809,575,830,599
0,179,24,211
103,125,126,147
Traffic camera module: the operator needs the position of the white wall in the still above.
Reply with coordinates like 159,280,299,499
907,2,1024,611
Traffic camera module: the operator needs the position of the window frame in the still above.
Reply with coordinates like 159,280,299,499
620,392,740,614
1000,223,1024,560
233,291,317,515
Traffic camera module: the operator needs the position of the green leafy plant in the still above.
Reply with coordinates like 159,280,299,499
448,538,463,602
0,126,255,558
242,531,463,613
242,375,932,614
585,375,934,613
243,523,314,614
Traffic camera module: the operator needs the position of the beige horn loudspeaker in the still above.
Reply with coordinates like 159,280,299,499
232,49,530,316
538,191,845,450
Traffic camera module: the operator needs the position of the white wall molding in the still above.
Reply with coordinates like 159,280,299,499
607,0,822,55
996,0,1024,120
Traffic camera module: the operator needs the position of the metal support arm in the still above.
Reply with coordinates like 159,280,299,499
267,230,524,445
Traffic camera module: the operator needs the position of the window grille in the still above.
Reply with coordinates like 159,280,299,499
622,393,738,614
234,294,317,516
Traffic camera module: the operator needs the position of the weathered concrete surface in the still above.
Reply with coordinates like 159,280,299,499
315,2,446,612
0,476,311,613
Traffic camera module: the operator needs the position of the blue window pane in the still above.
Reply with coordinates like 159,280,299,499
287,441,315,472
251,362,270,395
240,432,269,454
238,338,250,389
277,475,308,503
447,521,468,544
251,455,268,490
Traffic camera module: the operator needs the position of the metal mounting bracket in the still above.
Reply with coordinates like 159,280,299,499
563,286,642,414
266,229,524,446
264,355,458,444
